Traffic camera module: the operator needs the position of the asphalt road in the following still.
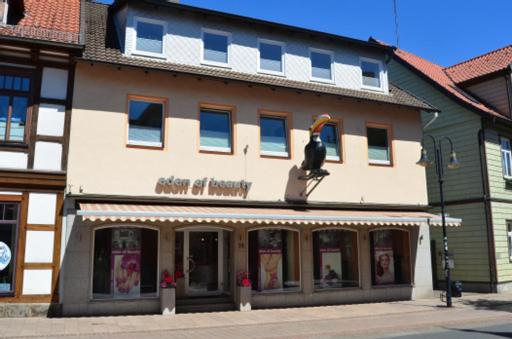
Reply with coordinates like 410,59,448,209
384,321,512,339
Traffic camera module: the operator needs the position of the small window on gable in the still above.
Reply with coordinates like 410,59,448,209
258,40,284,75
361,58,382,89
310,49,333,82
127,96,166,148
367,125,391,165
202,30,230,66
134,18,165,56
501,137,512,179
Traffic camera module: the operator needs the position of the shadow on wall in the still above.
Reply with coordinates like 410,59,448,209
284,165,307,202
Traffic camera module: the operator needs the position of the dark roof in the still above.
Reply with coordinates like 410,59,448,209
82,1,436,112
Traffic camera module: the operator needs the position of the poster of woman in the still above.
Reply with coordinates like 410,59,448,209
372,230,395,285
111,229,141,298
258,230,283,291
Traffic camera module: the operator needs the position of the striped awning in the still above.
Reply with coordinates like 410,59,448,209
77,203,461,227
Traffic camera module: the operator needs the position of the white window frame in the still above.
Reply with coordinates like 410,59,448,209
501,137,512,179
508,221,512,262
309,48,335,84
360,57,384,92
257,38,286,76
201,28,232,69
132,16,167,59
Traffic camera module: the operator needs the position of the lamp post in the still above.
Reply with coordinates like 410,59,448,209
417,135,460,307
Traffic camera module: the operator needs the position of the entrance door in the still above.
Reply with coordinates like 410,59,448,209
184,230,224,296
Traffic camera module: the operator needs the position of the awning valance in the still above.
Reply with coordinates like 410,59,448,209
77,203,461,227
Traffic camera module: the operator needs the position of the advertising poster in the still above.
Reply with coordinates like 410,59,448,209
372,230,395,285
258,230,283,291
319,231,342,287
0,241,12,292
111,229,141,299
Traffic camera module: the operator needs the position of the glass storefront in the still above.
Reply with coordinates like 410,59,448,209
248,229,300,292
92,227,158,299
0,203,18,296
370,229,411,286
313,229,359,289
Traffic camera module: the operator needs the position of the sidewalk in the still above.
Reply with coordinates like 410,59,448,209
1,293,512,338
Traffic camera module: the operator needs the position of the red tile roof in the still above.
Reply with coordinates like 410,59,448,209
393,48,507,120
445,45,512,84
0,0,81,44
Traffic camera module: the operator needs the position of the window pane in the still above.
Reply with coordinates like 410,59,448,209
321,123,339,159
12,77,21,91
200,109,231,150
248,229,300,292
128,100,163,145
260,116,288,154
260,43,282,73
362,61,381,88
203,32,228,64
0,203,19,295
311,51,332,80
370,230,411,285
9,96,28,142
313,230,358,289
0,95,8,140
136,21,164,54
93,228,158,299
367,127,390,162
21,77,30,92
4,76,12,90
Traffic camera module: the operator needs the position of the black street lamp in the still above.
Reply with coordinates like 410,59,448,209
417,135,460,307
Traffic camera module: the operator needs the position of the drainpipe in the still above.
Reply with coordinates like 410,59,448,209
478,120,498,293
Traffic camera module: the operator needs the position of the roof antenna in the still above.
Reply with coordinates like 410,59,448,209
393,0,400,48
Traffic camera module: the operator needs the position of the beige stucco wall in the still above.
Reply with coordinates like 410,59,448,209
67,62,428,205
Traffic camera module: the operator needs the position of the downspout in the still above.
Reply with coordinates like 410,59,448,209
478,119,498,292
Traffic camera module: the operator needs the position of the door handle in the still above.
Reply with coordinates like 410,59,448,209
187,257,196,273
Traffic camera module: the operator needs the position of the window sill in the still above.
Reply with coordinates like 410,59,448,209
252,288,302,295
325,156,342,163
199,146,233,155
200,61,232,69
131,51,167,61
0,142,29,150
369,160,392,167
257,69,286,77
361,85,385,93
310,77,335,85
313,286,361,292
371,283,413,289
90,295,159,302
260,151,290,159
127,141,163,150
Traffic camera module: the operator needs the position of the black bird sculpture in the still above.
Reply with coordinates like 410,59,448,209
301,113,331,177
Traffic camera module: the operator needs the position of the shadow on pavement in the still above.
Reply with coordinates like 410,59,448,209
453,327,512,338
461,299,512,313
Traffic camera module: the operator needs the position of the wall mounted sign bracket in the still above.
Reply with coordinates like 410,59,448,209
299,171,329,197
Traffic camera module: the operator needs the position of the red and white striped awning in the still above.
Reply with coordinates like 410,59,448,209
77,203,461,227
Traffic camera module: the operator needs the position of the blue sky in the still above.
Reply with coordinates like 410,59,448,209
97,0,511,67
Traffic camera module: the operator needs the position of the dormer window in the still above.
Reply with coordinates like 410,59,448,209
360,57,383,90
201,29,231,68
258,39,285,76
133,17,166,58
310,48,334,83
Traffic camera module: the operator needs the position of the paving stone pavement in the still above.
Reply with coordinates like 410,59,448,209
1,293,512,338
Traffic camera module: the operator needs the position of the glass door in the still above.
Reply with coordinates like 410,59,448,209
184,230,223,296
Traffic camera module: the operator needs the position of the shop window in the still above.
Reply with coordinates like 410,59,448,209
367,125,392,165
127,96,165,148
321,122,341,161
361,58,382,90
0,71,31,143
92,227,158,299
258,39,284,75
200,108,233,153
260,114,289,157
500,137,512,179
0,203,19,296
248,229,300,292
507,222,512,262
134,18,165,56
202,29,230,66
310,49,333,82
370,229,411,286
313,229,358,289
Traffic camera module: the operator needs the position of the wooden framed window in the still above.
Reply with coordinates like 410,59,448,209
366,122,393,166
259,110,292,159
314,116,342,163
370,229,411,286
199,103,235,155
500,137,512,179
0,69,32,144
126,95,167,149
0,201,20,297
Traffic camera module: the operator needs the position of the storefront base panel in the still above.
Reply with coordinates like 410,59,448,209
0,303,61,318
63,299,160,317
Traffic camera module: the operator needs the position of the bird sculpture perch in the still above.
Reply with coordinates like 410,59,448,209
300,113,331,180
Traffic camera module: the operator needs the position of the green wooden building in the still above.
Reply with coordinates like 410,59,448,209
385,45,512,292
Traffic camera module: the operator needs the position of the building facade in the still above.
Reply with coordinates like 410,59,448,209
0,0,81,316
59,0,459,316
387,44,512,293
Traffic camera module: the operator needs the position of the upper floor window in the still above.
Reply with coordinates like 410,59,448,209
258,39,284,75
134,17,166,57
200,107,233,154
202,29,230,67
127,96,166,148
321,121,341,162
367,124,392,166
361,58,383,90
310,49,333,83
501,137,512,179
260,112,290,158
0,71,31,143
